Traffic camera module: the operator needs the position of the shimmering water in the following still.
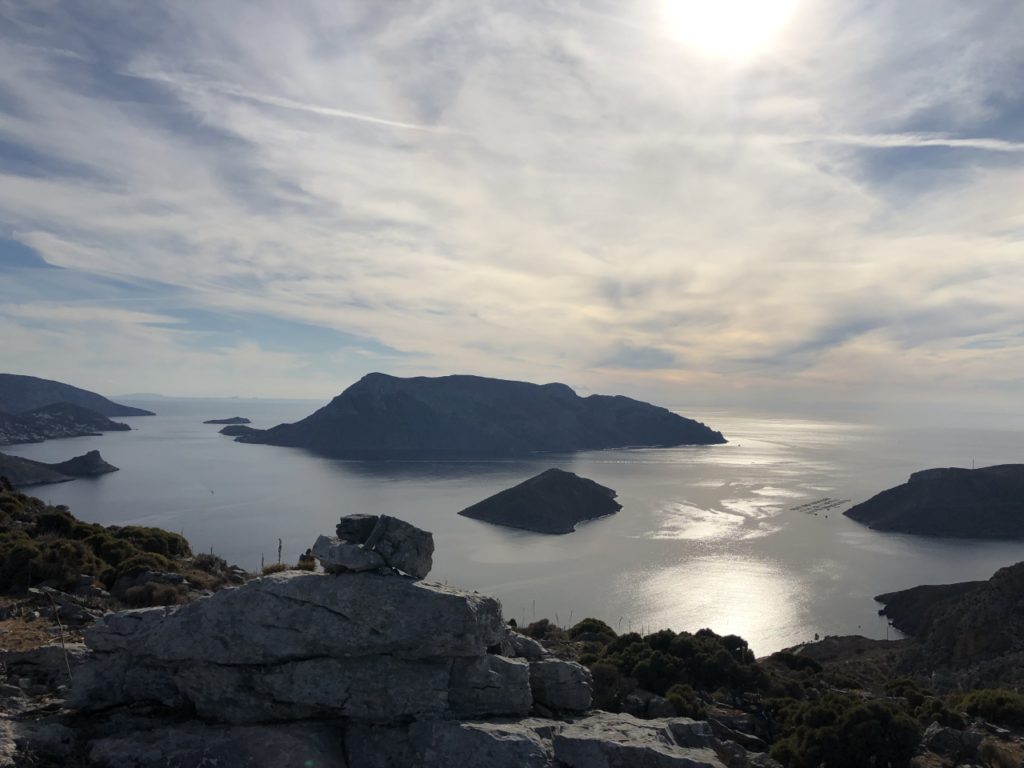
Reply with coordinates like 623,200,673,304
8,400,1024,654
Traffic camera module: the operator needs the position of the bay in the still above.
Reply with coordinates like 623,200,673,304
7,399,1024,655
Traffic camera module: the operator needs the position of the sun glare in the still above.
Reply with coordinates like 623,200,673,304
662,0,799,59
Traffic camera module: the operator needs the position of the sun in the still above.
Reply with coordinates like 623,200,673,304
662,0,799,60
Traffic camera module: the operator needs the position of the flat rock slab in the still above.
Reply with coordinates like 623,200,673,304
81,571,504,664
553,712,725,768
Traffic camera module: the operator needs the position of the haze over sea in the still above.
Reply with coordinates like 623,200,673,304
8,398,1024,655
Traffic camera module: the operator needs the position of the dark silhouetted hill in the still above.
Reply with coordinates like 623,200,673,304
844,465,1024,538
0,373,154,417
236,373,725,458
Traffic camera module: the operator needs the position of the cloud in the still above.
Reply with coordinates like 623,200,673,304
0,0,1021,414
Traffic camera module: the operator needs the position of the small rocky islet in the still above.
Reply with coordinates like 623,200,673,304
458,468,622,534
202,416,251,425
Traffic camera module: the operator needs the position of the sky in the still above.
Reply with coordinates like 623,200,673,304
1,0,1022,422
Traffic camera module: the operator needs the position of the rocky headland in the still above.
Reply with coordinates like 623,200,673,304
0,449,118,487
203,416,251,425
844,464,1024,538
219,424,261,437
458,468,622,534
234,372,726,458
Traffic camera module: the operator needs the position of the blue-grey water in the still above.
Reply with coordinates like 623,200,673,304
7,400,1024,655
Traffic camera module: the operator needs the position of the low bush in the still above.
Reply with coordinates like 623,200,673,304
124,581,185,607
957,689,1024,728
261,563,290,576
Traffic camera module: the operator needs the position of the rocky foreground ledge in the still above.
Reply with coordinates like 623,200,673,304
0,514,776,768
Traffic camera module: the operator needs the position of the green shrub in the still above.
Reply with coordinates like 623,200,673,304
590,662,631,711
124,581,185,607
110,552,174,585
192,553,228,574
665,683,706,719
110,526,191,558
770,693,920,768
770,651,823,674
958,689,1024,728
569,618,616,639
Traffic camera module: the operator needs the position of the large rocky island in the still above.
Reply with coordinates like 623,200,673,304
235,373,726,458
0,374,153,417
459,468,622,534
844,464,1024,538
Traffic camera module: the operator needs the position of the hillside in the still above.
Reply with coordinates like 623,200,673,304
236,373,726,458
0,449,119,487
0,402,132,446
845,465,1024,538
0,373,154,417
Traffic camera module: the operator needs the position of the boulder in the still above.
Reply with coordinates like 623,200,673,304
322,514,434,579
337,514,382,543
365,514,434,579
81,571,503,664
311,534,386,573
921,722,982,761
0,643,89,693
528,659,593,713
502,631,547,661
69,571,515,722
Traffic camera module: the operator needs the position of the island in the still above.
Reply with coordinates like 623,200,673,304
203,417,251,425
844,464,1024,538
0,449,119,487
234,372,726,459
458,468,622,534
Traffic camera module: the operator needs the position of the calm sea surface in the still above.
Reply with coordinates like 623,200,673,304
7,399,1024,655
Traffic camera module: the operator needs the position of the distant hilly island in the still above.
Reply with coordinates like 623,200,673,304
0,373,152,447
234,373,726,459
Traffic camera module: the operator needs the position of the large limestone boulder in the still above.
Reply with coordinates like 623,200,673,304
82,571,502,663
312,534,386,573
69,571,513,722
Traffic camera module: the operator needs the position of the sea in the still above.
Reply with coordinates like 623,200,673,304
6,399,1024,656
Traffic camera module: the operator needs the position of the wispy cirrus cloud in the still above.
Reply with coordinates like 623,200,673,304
0,0,1021,418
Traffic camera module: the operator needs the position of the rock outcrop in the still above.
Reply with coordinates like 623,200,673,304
0,374,153,417
5,514,777,768
845,464,1024,538
234,372,726,458
0,449,118,487
459,468,622,534
203,416,251,424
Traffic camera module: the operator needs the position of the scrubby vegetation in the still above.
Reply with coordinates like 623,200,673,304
0,477,193,596
955,689,1024,728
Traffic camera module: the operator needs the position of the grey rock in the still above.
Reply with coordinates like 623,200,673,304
666,719,717,749
529,659,592,712
553,712,725,768
502,631,547,661
410,719,555,768
365,514,434,579
88,721,347,767
336,514,381,543
921,722,982,760
449,655,533,718
708,718,767,752
80,572,503,665
345,723,417,768
311,534,386,573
